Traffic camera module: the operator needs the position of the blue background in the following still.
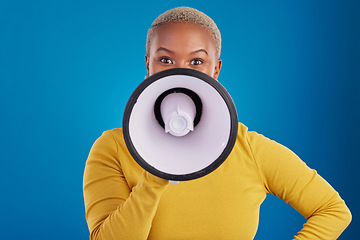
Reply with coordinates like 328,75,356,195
1,0,359,239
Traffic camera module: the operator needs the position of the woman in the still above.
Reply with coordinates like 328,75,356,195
83,7,351,239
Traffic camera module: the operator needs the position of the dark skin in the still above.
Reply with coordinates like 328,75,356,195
145,22,222,79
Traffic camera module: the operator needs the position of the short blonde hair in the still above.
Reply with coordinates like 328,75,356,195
146,7,222,59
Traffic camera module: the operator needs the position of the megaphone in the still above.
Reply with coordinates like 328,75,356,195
123,68,238,181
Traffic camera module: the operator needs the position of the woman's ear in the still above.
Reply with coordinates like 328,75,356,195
145,54,150,77
213,59,222,80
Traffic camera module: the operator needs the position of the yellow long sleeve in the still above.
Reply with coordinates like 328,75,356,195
83,131,169,239
83,123,351,239
247,131,352,239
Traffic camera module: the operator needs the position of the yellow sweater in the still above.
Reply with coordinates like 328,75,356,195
83,122,351,239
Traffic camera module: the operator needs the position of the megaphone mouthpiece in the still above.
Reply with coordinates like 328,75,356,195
161,92,196,137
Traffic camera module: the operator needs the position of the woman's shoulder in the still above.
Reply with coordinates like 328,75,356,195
237,122,263,141
90,128,126,151
100,128,124,140
104,128,123,136
238,122,269,143
237,122,248,135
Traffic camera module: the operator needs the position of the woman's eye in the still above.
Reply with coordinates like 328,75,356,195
190,59,204,66
159,57,173,64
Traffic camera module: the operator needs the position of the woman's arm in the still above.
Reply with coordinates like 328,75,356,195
247,131,352,239
83,131,169,240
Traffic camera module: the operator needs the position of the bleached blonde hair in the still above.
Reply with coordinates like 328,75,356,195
146,7,222,59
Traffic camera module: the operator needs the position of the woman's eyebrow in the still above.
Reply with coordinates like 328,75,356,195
191,49,208,55
156,47,174,54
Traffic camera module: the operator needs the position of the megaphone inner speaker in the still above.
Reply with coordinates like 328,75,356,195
154,87,202,137
123,68,238,181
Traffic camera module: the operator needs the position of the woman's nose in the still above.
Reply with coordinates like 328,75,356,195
175,61,187,69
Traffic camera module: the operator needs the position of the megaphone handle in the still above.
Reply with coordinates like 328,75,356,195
169,180,179,185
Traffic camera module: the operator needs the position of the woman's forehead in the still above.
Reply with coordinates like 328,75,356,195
150,22,216,53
